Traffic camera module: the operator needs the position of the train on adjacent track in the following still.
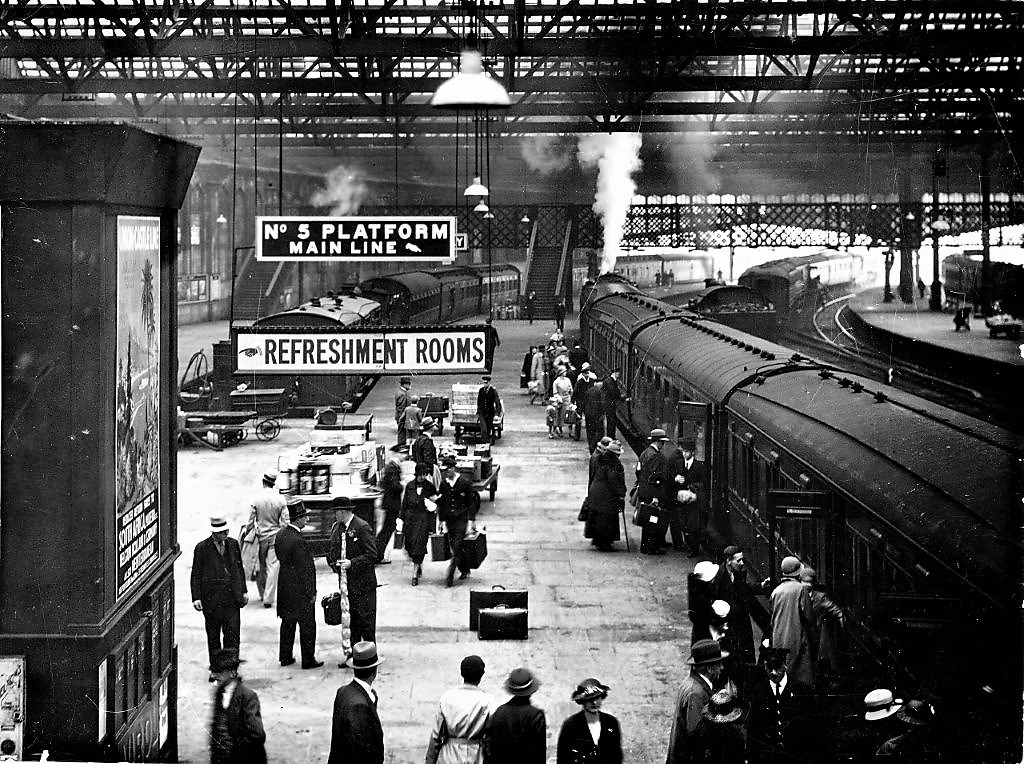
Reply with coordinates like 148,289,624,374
738,249,864,323
941,252,1023,316
579,274,1021,759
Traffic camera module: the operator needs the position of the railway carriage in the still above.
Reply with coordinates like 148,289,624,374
580,276,1022,757
468,263,521,314
431,265,482,321
739,250,864,322
359,271,443,324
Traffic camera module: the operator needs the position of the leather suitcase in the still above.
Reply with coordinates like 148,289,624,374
463,531,488,569
632,502,670,532
478,605,528,640
429,532,451,562
321,592,343,626
469,585,528,631
393,530,405,550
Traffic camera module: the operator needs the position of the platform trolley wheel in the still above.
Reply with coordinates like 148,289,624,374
256,418,281,441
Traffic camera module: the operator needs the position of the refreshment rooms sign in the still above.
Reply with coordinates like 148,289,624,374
256,215,457,261
235,326,489,374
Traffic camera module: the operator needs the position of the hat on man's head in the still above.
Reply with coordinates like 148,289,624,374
263,472,278,486
760,645,789,668
678,437,697,451
581,362,591,370
863,689,903,721
895,700,934,727
702,689,743,724
332,496,354,512
460,655,485,680
482,375,492,382
780,556,802,577
441,455,458,469
210,648,244,673
209,516,229,533
693,561,720,582
605,440,624,456
350,641,385,669
505,667,540,696
420,416,436,429
596,436,613,452
721,545,742,562
688,639,729,666
571,678,609,704
649,428,669,441
286,497,308,519
400,376,412,385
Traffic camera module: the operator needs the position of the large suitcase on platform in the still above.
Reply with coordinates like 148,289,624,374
478,605,528,640
429,532,451,562
463,531,488,569
632,502,670,532
469,585,528,631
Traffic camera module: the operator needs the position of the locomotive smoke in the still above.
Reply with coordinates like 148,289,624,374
311,164,369,215
577,133,643,274
519,135,574,175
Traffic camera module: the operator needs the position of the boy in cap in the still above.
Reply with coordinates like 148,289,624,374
191,516,249,681
769,556,816,688
425,655,492,764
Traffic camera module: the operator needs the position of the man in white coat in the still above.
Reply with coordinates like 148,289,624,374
425,655,493,764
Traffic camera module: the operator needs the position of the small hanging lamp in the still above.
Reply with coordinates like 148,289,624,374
474,200,490,213
464,176,489,197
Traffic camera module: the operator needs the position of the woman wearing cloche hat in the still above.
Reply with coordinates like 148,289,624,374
556,678,623,763
583,438,626,552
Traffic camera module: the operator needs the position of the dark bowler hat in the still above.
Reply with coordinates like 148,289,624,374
481,375,492,382
350,641,385,669
780,556,802,577
688,639,729,666
211,648,244,673
263,472,277,486
332,496,354,511
896,700,935,727
571,678,609,704
678,438,696,451
286,497,308,519
505,667,540,696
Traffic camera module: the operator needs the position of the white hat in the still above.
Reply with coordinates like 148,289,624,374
864,689,903,721
711,600,731,619
209,516,229,533
581,362,591,370
694,561,719,582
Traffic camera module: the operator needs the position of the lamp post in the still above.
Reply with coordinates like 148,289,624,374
883,247,896,303
929,149,947,310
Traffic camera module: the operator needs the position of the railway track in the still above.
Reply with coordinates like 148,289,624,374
780,296,1023,431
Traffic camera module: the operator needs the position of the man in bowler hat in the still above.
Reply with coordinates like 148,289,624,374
209,648,266,764
769,556,815,687
327,496,378,662
484,667,547,763
191,516,248,681
328,641,385,764
274,498,323,669
666,639,728,763
636,428,671,555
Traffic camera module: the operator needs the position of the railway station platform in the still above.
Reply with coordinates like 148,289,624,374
845,289,1024,402
173,316,709,763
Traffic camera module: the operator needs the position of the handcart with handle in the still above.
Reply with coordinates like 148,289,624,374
450,383,503,441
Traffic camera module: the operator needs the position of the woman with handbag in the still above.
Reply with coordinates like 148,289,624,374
584,440,626,552
399,462,441,586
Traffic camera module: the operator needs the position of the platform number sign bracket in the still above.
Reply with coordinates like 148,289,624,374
455,233,468,252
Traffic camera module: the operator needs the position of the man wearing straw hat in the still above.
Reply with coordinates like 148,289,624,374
191,516,248,681
666,639,728,763
328,641,385,764
483,668,547,763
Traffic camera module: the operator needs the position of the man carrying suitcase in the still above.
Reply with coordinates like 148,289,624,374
438,456,478,588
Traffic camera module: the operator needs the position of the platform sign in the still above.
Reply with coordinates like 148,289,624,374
455,232,468,252
234,326,490,374
256,216,457,262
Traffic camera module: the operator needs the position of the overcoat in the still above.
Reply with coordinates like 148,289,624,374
191,536,247,607
210,679,267,764
710,566,760,664
411,433,438,469
585,452,625,542
399,479,438,564
769,579,816,687
556,711,623,764
483,697,547,764
274,525,316,620
328,680,384,764
665,672,714,763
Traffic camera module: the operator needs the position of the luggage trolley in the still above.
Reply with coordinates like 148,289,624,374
417,391,450,435
450,383,504,441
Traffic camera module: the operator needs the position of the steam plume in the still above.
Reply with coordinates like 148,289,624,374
519,135,574,175
311,165,369,214
577,133,643,274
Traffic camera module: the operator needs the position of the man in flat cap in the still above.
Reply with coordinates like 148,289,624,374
191,516,248,681
769,556,815,688
328,496,378,663
425,655,492,764
275,498,323,669
249,471,289,608
476,375,502,445
666,640,728,763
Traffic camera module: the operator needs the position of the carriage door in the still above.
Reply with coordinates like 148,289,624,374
675,401,710,461
767,490,832,579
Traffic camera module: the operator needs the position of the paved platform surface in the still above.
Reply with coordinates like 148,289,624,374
847,289,1024,365
175,316,707,763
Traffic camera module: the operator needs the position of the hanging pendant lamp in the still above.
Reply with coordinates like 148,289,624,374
474,201,490,213
465,176,489,197
431,50,510,109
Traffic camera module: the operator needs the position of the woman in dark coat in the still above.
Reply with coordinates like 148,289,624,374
584,440,625,551
376,459,403,563
398,462,440,586
556,678,623,764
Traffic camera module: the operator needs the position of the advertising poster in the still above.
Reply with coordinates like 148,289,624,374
115,216,161,599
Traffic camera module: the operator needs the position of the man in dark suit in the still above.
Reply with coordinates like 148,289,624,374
328,641,385,764
274,498,323,669
484,667,547,764
410,417,438,474
327,497,378,664
394,376,412,450
666,639,727,763
668,437,706,556
438,456,479,588
476,375,502,444
209,648,266,764
601,368,628,439
744,646,815,764
636,428,671,555
711,545,770,668
191,516,248,680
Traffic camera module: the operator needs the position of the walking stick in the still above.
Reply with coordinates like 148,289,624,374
620,508,631,552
